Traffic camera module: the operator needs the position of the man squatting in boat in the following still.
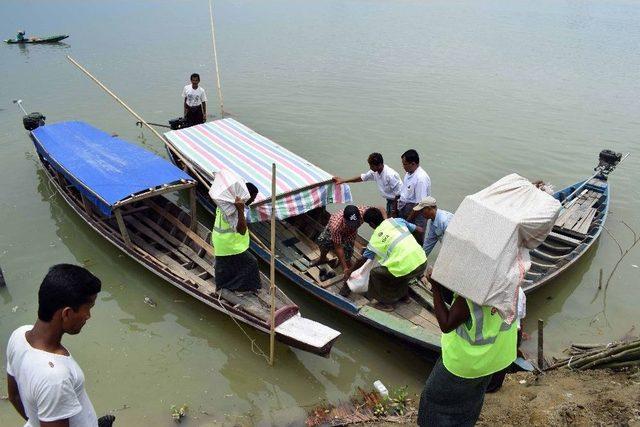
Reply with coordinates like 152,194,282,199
182,73,207,127
211,183,262,292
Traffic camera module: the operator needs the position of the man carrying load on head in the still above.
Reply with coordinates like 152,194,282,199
341,207,427,311
211,183,261,292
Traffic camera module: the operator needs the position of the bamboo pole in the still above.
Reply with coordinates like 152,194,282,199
65,56,194,172
269,163,277,366
0,266,6,288
537,319,544,370
208,0,225,118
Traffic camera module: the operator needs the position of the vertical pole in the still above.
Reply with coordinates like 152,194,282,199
0,266,6,288
208,0,225,118
114,209,133,248
189,187,198,231
269,163,277,366
537,319,544,370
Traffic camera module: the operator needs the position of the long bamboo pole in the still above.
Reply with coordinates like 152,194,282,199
65,56,195,177
269,163,277,366
208,0,225,118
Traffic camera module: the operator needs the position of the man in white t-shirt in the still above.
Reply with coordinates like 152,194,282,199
182,73,208,127
396,149,431,242
333,152,402,216
5,264,114,427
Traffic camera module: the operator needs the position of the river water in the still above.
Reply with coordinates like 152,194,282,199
1,0,639,425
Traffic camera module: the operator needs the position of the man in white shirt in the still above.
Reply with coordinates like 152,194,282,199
396,149,431,241
333,153,402,215
6,264,114,427
182,73,208,127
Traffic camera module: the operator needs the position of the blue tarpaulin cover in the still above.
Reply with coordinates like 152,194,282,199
32,121,194,216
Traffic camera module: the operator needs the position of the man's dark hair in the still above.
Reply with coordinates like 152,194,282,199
246,182,259,198
367,152,384,166
401,149,419,164
363,207,384,228
38,264,101,322
190,73,200,80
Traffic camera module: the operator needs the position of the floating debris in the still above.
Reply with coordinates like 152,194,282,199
144,296,157,308
170,404,188,423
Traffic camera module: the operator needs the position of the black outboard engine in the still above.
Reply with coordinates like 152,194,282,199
595,149,622,179
23,112,46,131
169,117,187,130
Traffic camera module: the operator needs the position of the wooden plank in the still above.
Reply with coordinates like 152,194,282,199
128,214,214,275
574,207,597,235
320,274,344,289
306,267,323,283
189,187,197,231
124,217,191,265
129,233,215,293
146,199,215,257
114,209,133,248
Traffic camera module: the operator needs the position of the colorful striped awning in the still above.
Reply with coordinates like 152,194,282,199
164,118,352,222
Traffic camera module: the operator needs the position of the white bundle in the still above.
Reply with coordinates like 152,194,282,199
432,174,561,323
208,169,250,228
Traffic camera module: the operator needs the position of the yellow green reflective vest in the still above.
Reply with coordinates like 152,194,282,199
211,207,250,256
366,218,427,277
442,297,518,379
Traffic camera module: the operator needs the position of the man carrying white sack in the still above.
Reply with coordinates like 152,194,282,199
341,207,427,311
211,182,261,292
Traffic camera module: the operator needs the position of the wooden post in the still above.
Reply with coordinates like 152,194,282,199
114,209,133,248
0,266,6,288
537,318,544,370
189,187,198,231
269,163,277,366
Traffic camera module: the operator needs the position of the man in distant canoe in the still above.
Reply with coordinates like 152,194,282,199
310,205,368,280
333,152,402,216
340,207,427,311
396,149,432,242
16,30,26,42
182,73,207,127
211,183,261,292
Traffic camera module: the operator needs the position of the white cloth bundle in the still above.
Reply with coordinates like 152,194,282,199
208,169,250,229
432,174,561,323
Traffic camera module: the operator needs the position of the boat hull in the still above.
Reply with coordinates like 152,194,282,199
5,35,68,44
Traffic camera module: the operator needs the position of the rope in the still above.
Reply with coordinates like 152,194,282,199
208,0,225,118
215,292,270,362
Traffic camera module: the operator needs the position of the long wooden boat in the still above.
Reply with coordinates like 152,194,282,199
5,34,69,44
163,119,442,352
523,150,623,293
23,118,340,356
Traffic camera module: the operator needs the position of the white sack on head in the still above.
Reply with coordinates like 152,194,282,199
431,174,561,323
209,169,250,228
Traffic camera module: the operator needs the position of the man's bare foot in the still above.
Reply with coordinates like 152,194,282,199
400,295,411,304
309,257,328,267
374,302,395,312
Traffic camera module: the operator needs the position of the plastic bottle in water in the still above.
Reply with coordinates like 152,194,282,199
373,380,389,398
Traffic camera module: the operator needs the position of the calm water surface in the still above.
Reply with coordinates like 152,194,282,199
1,0,639,425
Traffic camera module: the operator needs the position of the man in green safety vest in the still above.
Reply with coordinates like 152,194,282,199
341,207,426,311
417,271,518,426
211,183,261,292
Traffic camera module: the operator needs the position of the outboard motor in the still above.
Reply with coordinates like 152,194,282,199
595,149,622,178
169,117,187,130
23,112,46,131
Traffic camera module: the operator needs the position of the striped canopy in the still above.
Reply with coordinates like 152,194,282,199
164,118,352,222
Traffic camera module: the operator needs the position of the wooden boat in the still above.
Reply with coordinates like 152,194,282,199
5,34,68,44
23,118,340,357
523,150,623,293
163,119,442,352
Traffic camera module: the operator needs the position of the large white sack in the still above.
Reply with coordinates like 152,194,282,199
208,169,250,228
431,174,561,323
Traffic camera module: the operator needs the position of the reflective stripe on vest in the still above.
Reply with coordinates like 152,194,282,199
367,219,427,277
455,301,513,346
211,207,250,256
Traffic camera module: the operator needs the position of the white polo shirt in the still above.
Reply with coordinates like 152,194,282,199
360,164,402,201
398,166,431,209
182,85,208,107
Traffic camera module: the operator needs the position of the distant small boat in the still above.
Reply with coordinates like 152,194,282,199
522,150,624,293
5,34,68,44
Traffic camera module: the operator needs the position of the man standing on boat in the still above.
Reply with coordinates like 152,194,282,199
413,196,453,257
333,153,402,216
310,205,367,280
211,183,262,292
5,264,116,427
417,271,517,426
182,73,207,127
340,207,427,310
396,149,431,242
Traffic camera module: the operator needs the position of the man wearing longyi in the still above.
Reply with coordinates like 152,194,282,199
182,73,208,127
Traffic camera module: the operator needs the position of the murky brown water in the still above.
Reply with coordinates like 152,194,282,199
1,0,639,424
